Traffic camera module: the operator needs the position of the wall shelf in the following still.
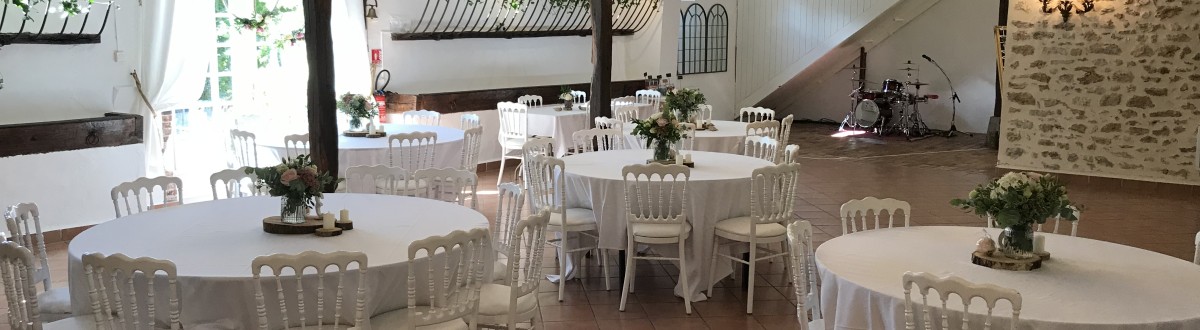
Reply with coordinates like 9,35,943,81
0,113,144,158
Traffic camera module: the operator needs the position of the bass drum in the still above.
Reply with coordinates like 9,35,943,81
854,99,893,130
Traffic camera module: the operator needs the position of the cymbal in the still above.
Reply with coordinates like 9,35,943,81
898,68,917,71
902,60,915,65
841,66,867,71
907,82,930,86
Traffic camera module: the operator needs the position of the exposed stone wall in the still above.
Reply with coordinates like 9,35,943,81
999,0,1200,184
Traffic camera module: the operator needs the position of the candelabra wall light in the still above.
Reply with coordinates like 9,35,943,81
1041,0,1094,23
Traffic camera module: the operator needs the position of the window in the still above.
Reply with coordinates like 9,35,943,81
677,3,728,75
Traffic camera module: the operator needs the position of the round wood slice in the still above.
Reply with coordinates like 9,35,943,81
315,227,343,237
263,216,323,235
343,131,368,137
971,251,1043,271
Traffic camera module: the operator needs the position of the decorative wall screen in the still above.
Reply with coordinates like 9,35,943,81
677,3,728,75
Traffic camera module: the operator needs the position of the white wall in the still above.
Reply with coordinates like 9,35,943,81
0,3,146,231
666,0,739,120
781,0,998,133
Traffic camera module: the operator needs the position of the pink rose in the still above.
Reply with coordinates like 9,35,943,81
280,169,299,184
656,118,668,127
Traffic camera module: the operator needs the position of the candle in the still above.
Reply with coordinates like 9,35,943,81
1033,234,1046,253
323,213,336,230
368,122,377,134
685,154,692,163
675,156,683,165
339,209,351,223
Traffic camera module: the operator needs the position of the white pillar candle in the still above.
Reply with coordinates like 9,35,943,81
685,154,692,163
675,156,683,165
323,213,336,230
1033,234,1046,253
339,209,351,223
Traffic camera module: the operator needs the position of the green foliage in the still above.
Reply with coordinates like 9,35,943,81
663,88,705,122
337,92,377,127
950,172,1078,228
244,154,342,212
630,108,687,149
468,0,649,11
6,0,93,18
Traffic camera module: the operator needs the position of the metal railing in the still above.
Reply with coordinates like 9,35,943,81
392,0,661,40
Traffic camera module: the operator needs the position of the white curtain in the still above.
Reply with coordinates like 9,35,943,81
332,0,372,96
138,0,215,177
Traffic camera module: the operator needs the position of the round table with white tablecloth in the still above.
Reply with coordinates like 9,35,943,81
559,150,775,301
526,102,657,157
67,194,489,328
623,120,749,154
259,124,464,173
815,226,1200,330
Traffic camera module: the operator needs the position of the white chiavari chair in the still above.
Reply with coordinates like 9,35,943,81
619,163,693,314
414,168,479,209
840,197,912,235
611,96,636,106
780,114,794,144
4,204,72,320
571,128,626,154
902,272,1023,330
461,126,484,175
696,104,714,123
345,165,415,195
1194,231,1200,265
371,229,489,329
388,131,438,171
786,221,825,329
635,89,662,105
744,136,780,163
614,105,640,123
740,107,776,122
491,183,526,283
526,155,610,301
111,176,183,218
1,242,97,329
516,95,543,107
497,102,530,186
679,123,697,152
283,134,310,158
209,168,263,200
516,137,554,189
1037,206,1081,237
474,210,550,330
251,251,368,329
594,116,623,130
570,90,587,104
83,253,182,329
781,144,801,164
229,129,258,168
400,109,441,126
746,120,781,140
461,113,482,130
708,163,801,314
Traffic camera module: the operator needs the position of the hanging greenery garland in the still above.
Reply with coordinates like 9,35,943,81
232,1,295,35
5,0,95,17
467,0,648,12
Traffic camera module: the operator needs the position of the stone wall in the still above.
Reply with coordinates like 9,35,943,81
999,0,1200,185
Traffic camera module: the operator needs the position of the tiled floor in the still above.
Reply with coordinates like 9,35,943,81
7,123,1200,329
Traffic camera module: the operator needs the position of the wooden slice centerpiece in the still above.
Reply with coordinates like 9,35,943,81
971,251,1047,271
263,215,323,235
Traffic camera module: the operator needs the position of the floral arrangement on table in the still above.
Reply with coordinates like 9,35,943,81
664,88,706,124
631,109,687,162
559,86,575,110
951,172,1077,255
245,155,342,224
336,92,377,130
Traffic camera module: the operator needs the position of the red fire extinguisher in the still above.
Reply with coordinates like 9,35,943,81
374,69,390,123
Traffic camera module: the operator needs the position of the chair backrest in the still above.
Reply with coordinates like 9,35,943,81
570,90,587,104
283,134,310,159
902,272,1022,330
749,164,801,231
388,131,438,171
4,203,50,292
210,168,263,200
460,126,484,173
516,95,543,107
611,96,636,105
407,228,489,329
230,129,259,168
840,197,912,235
401,110,441,126
621,163,690,226
492,183,526,259
111,176,184,218
460,113,482,130
679,123,697,151
594,116,623,130
1194,231,1200,265
525,155,565,214
779,114,794,144
345,165,411,195
1037,206,1080,237
746,120,781,140
740,107,776,122
251,251,368,329
414,168,479,209
497,102,530,142
0,242,41,330
572,128,626,154
635,90,662,104
786,221,818,328
500,210,551,318
781,144,800,165
744,136,780,163
696,104,714,123
614,105,640,123
83,253,181,330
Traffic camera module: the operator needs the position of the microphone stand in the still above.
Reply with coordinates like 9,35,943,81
924,55,972,137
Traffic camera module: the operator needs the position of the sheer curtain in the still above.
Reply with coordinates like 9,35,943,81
138,0,215,177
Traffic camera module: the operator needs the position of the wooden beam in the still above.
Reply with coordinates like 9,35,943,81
0,113,143,158
387,80,647,115
303,0,339,193
0,33,101,45
589,0,614,120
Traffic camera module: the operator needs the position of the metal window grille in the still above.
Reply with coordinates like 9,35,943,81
678,3,728,75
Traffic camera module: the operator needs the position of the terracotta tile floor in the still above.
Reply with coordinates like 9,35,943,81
8,123,1200,329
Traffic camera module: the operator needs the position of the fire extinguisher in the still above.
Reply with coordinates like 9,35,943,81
374,69,390,123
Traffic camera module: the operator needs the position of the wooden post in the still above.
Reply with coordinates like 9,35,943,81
303,0,339,193
589,0,614,121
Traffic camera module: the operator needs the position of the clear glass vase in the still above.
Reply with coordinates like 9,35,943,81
348,117,364,131
998,224,1034,256
280,198,307,224
652,140,676,163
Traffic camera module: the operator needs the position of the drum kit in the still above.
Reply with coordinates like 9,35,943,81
841,61,939,139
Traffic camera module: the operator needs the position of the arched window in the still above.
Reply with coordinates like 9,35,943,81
678,3,729,75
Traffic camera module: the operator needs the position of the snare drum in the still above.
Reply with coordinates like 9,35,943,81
881,79,905,96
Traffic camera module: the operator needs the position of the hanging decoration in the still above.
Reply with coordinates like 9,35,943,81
225,0,304,68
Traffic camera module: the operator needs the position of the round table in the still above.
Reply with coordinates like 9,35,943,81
623,120,749,154
560,150,775,301
260,124,465,173
815,226,1200,330
67,194,489,328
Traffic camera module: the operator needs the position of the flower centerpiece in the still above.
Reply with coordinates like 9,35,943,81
336,92,377,131
245,155,342,224
631,109,687,163
559,86,575,110
664,88,706,124
951,172,1077,256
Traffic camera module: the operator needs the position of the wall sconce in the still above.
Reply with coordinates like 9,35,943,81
1041,0,1094,23
365,0,379,20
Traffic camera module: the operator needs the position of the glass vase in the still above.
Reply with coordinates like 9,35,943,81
280,198,307,224
652,140,676,163
563,99,574,111
998,224,1034,256
349,117,364,131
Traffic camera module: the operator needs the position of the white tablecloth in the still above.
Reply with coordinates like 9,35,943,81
67,194,489,328
260,124,464,174
815,226,1200,330
528,103,656,156
559,150,776,301
623,120,748,154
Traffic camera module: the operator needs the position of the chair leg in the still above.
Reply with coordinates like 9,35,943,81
746,242,757,314
678,239,692,315
558,231,569,302
601,248,611,291
497,157,508,186
619,240,636,312
707,238,720,297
